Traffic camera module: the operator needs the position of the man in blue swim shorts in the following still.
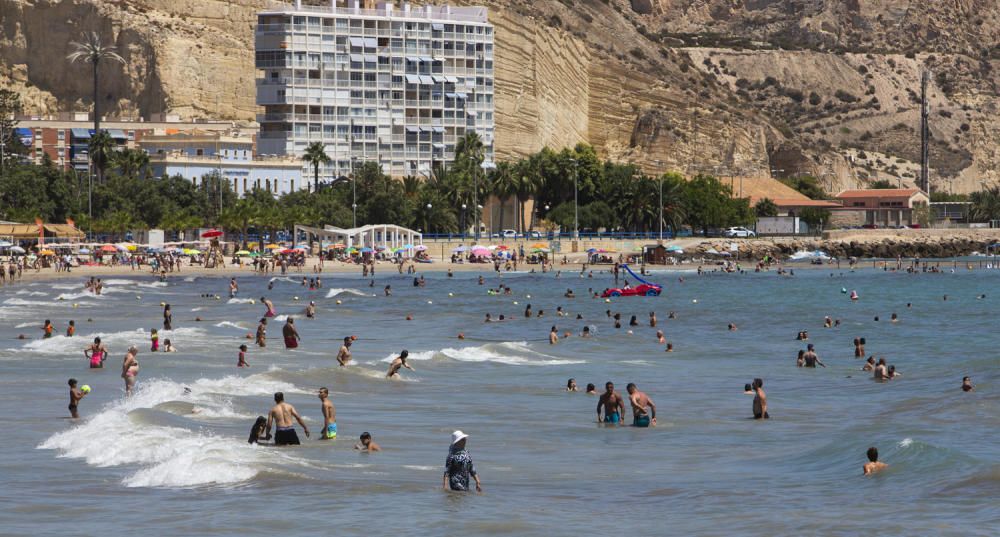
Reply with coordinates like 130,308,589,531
626,382,656,427
597,381,625,426
318,387,337,439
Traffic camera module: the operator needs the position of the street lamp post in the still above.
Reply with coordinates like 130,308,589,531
350,156,357,228
425,203,432,235
461,203,467,238
473,165,479,241
568,158,578,240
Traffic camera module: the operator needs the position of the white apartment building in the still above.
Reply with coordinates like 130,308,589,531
255,0,495,182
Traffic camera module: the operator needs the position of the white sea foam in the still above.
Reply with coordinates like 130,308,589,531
381,341,583,366
137,281,168,288
52,283,82,290
15,290,49,296
3,298,60,307
214,321,245,331
227,298,255,304
38,379,280,488
55,291,102,301
899,438,913,448
22,327,206,355
269,277,296,283
15,321,34,328
325,288,369,298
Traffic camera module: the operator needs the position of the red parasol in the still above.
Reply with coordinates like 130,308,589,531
201,229,224,238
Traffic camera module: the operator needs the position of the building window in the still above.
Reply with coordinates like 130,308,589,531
243,178,248,192
290,179,295,192
196,149,204,156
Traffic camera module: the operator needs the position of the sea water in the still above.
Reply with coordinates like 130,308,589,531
1,265,998,535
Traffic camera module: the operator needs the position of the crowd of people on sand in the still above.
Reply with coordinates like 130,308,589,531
47,256,988,487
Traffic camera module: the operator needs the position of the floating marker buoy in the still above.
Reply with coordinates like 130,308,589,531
249,299,256,304
526,294,531,298
841,287,847,294
160,302,166,306
427,300,433,304
72,303,79,308
336,300,342,305
448,292,454,297
294,296,299,301
513,301,519,305
692,299,698,303
604,298,610,303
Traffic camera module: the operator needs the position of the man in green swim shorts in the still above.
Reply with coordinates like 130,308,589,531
597,381,625,426
626,383,656,427
318,387,337,439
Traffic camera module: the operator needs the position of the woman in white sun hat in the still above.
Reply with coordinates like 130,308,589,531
443,430,482,492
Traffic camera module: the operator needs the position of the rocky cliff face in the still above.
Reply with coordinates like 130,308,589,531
3,0,999,193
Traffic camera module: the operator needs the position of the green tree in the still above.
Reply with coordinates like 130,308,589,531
869,179,895,189
67,31,126,134
88,130,116,183
779,175,828,200
755,198,779,217
659,172,687,236
799,207,831,234
489,161,516,233
302,141,331,193
113,148,150,180
970,186,1000,222
0,89,26,173
683,175,743,236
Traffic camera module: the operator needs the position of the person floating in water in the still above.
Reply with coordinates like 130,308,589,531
266,392,310,445
386,350,414,378
597,381,625,425
566,378,578,392
626,383,656,427
962,376,974,392
863,446,888,476
355,432,381,452
318,387,336,440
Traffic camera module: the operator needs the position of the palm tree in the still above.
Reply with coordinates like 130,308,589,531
159,208,203,241
970,186,1000,222
219,198,258,249
402,175,422,199
455,131,485,166
659,172,687,237
113,148,150,180
88,130,116,183
512,159,540,233
301,141,331,193
489,161,516,233
67,32,126,134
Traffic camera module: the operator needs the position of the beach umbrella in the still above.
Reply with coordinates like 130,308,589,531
586,247,597,253
39,249,55,256
0,240,12,247
201,229,224,239
470,246,490,256
114,244,129,251
496,245,510,251
78,248,91,254
532,247,550,253
10,246,25,254
414,245,428,251
183,248,201,255
452,245,468,253
402,244,414,249
248,251,260,257
531,242,548,249
666,245,684,252
265,243,281,250
330,243,346,249
235,250,251,256
100,244,117,252
359,247,374,253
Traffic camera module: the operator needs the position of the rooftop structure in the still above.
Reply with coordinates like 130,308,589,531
255,1,495,180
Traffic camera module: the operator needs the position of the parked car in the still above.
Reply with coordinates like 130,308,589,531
861,224,879,229
723,227,756,238
501,229,517,239
528,231,542,239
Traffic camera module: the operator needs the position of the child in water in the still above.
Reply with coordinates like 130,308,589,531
42,320,54,339
162,339,176,352
66,320,75,337
150,328,159,352
238,344,249,367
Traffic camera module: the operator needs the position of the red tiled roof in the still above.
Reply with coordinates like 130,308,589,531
772,198,843,208
836,189,923,198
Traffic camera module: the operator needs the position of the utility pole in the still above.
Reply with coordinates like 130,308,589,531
920,69,931,194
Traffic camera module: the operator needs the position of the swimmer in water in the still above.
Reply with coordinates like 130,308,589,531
824,316,832,328
649,312,657,327
549,326,559,344
255,318,268,348
874,358,889,381
266,392,310,445
752,378,768,419
962,376,974,392
629,315,638,327
384,285,392,297
656,330,665,344
862,356,875,371
802,344,825,368
68,378,86,419
386,350,414,378
229,277,238,298
891,313,898,323
585,383,597,395
626,383,656,427
318,387,336,439
282,317,300,349
238,344,249,367
564,289,575,298
484,313,492,322
665,342,673,352
66,320,75,337
863,446,888,476
84,337,108,368
597,381,625,425
728,323,738,331
796,350,805,367
336,336,353,366
42,319,54,339
566,378,578,392
355,432,381,452
581,326,591,338
261,297,277,317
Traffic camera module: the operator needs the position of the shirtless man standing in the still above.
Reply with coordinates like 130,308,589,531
261,297,277,318
803,344,825,368
752,378,769,419
549,326,559,345
386,350,414,378
229,278,238,298
266,392,310,445
597,382,626,425
282,317,300,349
318,388,336,440
626,383,656,427
336,336,353,366
863,446,888,475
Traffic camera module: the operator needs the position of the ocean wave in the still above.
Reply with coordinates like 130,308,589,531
56,291,103,301
137,281,168,288
22,327,206,355
227,298,255,304
3,298,60,307
38,378,304,488
325,288,369,298
15,290,49,296
214,321,246,331
380,341,584,366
